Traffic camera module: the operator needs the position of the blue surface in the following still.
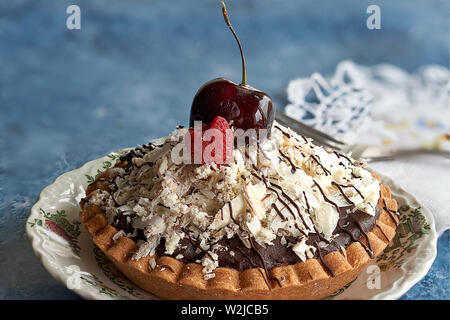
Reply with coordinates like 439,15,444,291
0,0,449,300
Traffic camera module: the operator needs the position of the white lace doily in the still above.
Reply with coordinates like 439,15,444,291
285,60,449,149
284,61,449,234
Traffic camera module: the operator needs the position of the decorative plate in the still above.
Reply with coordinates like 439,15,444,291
26,144,438,300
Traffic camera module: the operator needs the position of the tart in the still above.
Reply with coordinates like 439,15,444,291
79,121,399,300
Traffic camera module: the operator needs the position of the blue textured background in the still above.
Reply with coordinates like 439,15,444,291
0,0,448,299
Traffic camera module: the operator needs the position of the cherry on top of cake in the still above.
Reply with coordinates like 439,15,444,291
189,2,275,135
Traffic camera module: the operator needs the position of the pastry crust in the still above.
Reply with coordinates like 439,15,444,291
80,166,398,300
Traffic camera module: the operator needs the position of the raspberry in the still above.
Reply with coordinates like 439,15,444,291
209,116,230,132
187,116,233,165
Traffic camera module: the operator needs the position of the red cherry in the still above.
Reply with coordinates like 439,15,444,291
190,78,274,133
189,2,275,135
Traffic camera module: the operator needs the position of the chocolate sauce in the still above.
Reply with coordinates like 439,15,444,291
333,151,354,165
272,203,287,221
274,125,291,139
112,213,146,243
149,205,381,277
376,223,390,242
263,181,297,220
339,184,364,199
383,198,399,226
248,236,282,288
271,182,311,232
356,220,374,258
278,150,298,173
314,241,334,277
112,214,135,235
337,218,373,258
331,182,354,205
351,172,360,179
310,155,331,175
313,181,340,212
303,191,310,210
274,125,308,143
235,246,273,289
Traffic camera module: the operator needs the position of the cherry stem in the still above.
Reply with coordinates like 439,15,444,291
221,1,247,86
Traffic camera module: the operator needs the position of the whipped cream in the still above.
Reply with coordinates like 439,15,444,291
86,121,380,279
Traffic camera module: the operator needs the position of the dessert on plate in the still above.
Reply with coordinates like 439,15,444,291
79,3,399,299
80,121,399,300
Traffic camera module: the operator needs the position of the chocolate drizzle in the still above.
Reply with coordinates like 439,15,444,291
383,198,399,226
339,184,364,199
271,203,287,221
248,237,282,288
255,173,297,220
234,246,272,289
313,180,340,212
274,125,291,139
337,219,373,258
303,191,310,210
229,201,278,289
333,151,354,166
313,241,334,277
274,125,308,143
331,182,354,205
313,180,376,258
278,149,299,173
254,172,311,234
270,182,311,232
355,220,374,258
310,155,331,175
304,189,331,244
376,223,390,242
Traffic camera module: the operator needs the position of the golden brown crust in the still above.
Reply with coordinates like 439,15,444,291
80,170,398,299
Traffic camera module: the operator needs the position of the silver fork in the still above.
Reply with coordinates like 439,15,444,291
275,112,450,162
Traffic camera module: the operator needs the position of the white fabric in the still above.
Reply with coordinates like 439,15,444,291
285,61,450,235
